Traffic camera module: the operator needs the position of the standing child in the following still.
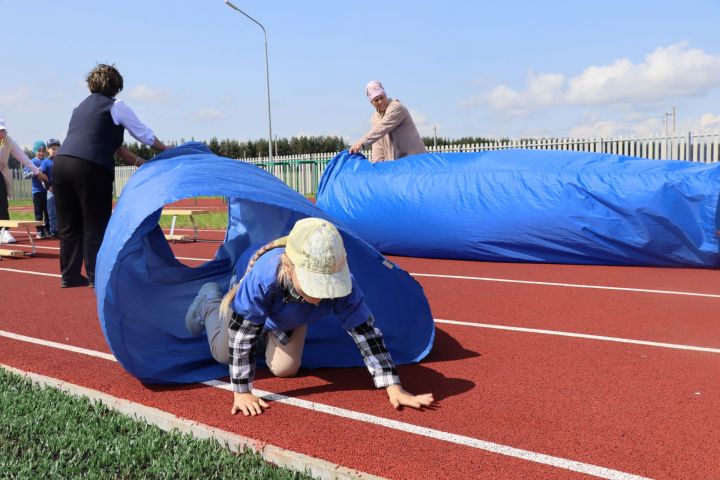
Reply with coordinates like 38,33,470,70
185,217,434,416
41,138,61,237
23,140,49,238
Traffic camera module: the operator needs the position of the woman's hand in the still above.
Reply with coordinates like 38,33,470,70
152,138,168,151
349,141,364,154
231,392,269,416
386,384,434,410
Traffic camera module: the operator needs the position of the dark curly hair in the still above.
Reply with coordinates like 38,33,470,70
86,64,124,97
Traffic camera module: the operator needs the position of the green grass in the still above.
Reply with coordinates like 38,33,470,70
0,368,314,479
158,212,228,230
9,193,317,230
9,199,229,230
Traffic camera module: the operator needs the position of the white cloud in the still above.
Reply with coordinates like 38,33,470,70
409,109,436,136
0,85,31,105
569,120,622,138
569,112,720,139
697,113,720,130
568,43,720,104
664,112,720,134
125,85,172,103
476,43,720,115
194,108,225,120
485,85,528,115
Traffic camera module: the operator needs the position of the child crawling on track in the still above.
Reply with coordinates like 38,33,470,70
185,217,434,416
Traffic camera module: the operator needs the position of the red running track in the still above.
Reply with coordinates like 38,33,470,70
1,230,719,479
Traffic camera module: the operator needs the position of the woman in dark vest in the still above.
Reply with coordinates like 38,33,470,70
55,64,168,288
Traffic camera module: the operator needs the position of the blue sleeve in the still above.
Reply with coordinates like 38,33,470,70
24,159,41,178
334,275,373,331
232,268,273,325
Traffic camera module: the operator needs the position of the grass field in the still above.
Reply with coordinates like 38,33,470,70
9,199,230,230
0,368,314,479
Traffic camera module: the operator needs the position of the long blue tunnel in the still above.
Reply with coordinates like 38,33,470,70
317,149,720,267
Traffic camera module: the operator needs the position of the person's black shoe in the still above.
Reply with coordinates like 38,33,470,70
61,277,90,288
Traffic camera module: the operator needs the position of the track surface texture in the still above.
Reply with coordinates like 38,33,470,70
1,226,718,480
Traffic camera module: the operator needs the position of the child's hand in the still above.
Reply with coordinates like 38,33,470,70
231,392,269,416
386,384,434,410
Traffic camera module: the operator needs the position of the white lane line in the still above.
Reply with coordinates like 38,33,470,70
211,380,650,480
5,253,711,299
0,330,115,360
412,272,720,299
9,244,60,251
175,256,212,262
435,319,720,354
0,267,60,278
0,330,650,480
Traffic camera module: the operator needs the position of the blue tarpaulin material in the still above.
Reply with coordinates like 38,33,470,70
95,143,434,384
317,149,720,267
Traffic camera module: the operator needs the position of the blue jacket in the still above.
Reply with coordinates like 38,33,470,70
23,158,45,194
39,158,54,187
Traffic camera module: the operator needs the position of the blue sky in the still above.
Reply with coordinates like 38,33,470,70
2,0,720,149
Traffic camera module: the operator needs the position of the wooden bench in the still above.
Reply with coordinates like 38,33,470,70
0,220,45,258
161,209,211,242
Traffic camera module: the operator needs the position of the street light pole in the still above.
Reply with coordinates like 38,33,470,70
224,0,273,161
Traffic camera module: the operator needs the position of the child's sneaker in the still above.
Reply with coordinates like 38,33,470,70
185,282,223,335
0,229,16,244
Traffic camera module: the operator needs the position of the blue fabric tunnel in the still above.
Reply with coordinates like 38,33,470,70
317,149,720,267
95,143,434,384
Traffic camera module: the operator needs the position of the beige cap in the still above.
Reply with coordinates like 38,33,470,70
286,218,352,299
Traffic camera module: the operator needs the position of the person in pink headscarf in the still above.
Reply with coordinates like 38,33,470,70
349,80,427,162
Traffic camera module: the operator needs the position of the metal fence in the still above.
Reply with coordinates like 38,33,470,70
9,131,720,200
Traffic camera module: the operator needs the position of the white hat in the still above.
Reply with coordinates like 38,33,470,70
286,218,352,299
0,118,6,131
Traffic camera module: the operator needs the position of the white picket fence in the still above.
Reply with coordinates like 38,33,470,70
429,132,720,163
10,131,720,199
240,131,720,195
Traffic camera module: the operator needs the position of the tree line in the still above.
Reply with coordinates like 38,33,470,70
119,135,499,164
9,134,499,168
422,136,504,147
121,135,349,164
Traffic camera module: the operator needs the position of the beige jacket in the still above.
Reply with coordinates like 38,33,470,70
360,99,427,162
0,136,39,197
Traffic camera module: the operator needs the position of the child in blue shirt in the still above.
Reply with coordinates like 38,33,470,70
41,138,61,237
185,218,434,416
23,140,49,238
